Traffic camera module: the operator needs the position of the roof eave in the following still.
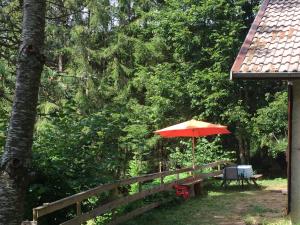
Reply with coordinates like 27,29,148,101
231,72,300,80
230,0,270,75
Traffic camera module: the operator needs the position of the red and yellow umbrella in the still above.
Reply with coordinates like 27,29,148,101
154,119,230,168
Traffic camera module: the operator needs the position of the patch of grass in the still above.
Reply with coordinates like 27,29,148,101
122,193,229,225
122,191,254,225
259,178,287,188
244,216,292,225
247,204,279,215
244,216,260,225
119,179,289,225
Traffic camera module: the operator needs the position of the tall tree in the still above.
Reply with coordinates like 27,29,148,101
0,0,46,224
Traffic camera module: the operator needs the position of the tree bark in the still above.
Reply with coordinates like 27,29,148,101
236,132,246,164
0,1,46,224
58,54,63,72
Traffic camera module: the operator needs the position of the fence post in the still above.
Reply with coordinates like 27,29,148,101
33,208,38,222
160,175,164,185
138,182,142,192
76,201,81,216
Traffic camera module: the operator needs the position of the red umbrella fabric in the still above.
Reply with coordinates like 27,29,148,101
154,119,230,168
154,119,230,137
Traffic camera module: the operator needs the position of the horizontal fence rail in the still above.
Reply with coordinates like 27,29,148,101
27,160,231,225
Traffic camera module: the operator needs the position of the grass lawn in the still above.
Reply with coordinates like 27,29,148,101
121,178,290,225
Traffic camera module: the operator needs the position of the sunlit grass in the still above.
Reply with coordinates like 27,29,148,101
244,216,291,225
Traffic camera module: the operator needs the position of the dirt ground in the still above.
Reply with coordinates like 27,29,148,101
209,179,288,225
213,186,288,225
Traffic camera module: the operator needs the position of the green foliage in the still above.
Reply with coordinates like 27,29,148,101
169,137,234,168
1,0,289,223
252,92,288,157
0,60,12,153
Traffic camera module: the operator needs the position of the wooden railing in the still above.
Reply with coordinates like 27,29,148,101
23,160,231,225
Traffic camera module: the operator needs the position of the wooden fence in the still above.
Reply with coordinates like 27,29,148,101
23,160,231,225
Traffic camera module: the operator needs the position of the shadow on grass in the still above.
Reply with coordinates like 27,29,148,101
206,179,267,193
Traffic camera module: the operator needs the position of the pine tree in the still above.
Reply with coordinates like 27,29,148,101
0,1,46,223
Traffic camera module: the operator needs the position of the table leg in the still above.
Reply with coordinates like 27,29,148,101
251,178,259,187
221,179,226,187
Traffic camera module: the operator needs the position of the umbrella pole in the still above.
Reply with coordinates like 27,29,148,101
192,137,195,170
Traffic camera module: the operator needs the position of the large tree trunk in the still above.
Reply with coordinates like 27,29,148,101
235,133,250,165
235,120,250,165
236,133,246,164
0,1,46,224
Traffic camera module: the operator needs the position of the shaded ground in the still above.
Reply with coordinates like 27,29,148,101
122,179,290,225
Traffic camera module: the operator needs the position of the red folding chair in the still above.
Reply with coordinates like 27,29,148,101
173,184,190,199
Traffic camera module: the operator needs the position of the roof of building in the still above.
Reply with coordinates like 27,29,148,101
231,0,300,80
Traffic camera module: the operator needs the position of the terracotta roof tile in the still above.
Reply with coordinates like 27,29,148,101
231,0,300,79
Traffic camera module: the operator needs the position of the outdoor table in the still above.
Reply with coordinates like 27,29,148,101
237,165,254,187
220,165,254,187
237,165,253,179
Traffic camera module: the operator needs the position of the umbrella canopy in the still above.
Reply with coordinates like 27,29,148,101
154,119,230,137
154,119,230,169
